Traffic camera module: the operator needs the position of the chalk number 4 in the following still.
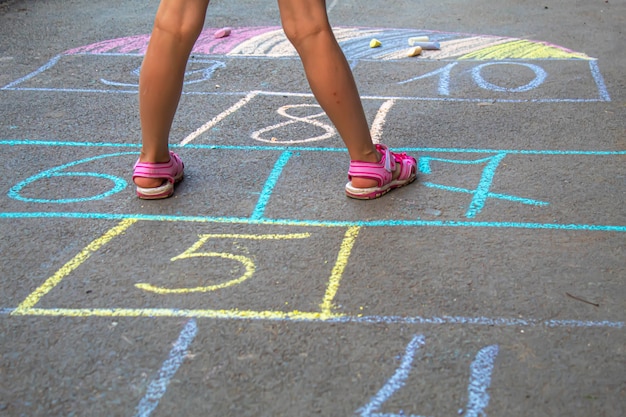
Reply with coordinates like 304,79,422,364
357,335,499,417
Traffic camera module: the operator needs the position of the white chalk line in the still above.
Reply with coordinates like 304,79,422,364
133,319,198,417
180,91,259,146
370,99,395,144
357,334,426,416
251,103,336,143
463,345,499,417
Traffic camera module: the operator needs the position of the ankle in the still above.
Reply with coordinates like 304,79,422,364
351,146,380,164
138,149,171,164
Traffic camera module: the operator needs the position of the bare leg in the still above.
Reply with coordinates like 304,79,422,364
135,0,210,188
278,0,395,188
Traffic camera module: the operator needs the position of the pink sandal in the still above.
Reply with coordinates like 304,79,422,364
132,151,184,199
345,144,417,199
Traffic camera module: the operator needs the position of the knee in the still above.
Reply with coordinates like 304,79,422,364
153,8,204,44
282,18,331,51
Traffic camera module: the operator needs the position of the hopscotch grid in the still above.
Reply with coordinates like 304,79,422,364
1,212,625,232
1,54,609,101
1,45,621,327
8,217,357,322
4,216,622,328
2,142,623,230
0,87,610,103
3,219,623,329
5,307,623,329
2,140,625,155
0,28,619,417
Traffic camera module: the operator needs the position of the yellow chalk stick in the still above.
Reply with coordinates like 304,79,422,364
408,36,429,45
408,46,423,57
369,38,382,48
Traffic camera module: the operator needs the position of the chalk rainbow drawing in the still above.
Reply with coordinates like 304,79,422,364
4,25,607,103
64,26,592,61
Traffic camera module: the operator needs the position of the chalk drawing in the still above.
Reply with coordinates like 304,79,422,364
463,345,499,417
4,139,624,156
187,95,393,146
357,335,499,417
1,27,609,102
100,58,226,88
319,226,360,316
8,141,623,228
135,232,310,294
2,211,625,233
251,104,336,144
370,99,395,144
8,220,624,329
56,27,591,60
9,306,624,329
397,62,457,95
134,319,198,417
457,39,588,60
357,334,427,417
12,219,137,313
471,62,548,93
0,20,621,417
8,152,133,203
181,90,259,145
418,154,549,218
251,150,294,219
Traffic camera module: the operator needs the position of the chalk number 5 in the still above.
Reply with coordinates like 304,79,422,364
135,233,310,294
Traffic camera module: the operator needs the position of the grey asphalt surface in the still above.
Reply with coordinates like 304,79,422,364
1,0,625,416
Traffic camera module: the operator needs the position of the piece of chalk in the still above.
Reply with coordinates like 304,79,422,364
407,36,429,45
369,38,382,48
407,46,422,57
408,40,440,50
213,27,232,38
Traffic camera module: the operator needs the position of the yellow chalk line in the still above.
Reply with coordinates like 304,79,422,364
11,307,342,321
135,232,311,294
12,219,137,312
11,223,357,318
459,39,591,60
319,226,360,316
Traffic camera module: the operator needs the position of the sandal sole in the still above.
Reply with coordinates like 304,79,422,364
345,175,416,200
136,174,184,200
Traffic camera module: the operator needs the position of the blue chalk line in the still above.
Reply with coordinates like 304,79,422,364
251,151,293,219
1,212,624,233
2,140,624,156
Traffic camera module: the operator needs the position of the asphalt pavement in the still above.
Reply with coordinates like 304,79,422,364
0,0,624,416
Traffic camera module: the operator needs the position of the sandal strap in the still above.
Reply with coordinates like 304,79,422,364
391,150,417,182
347,144,396,187
133,151,184,184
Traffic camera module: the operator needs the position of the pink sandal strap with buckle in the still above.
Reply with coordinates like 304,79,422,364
132,151,184,199
345,144,417,199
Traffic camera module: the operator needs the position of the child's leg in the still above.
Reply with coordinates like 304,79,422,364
135,0,210,189
277,0,394,189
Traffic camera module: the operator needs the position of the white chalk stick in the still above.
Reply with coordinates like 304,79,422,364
213,27,232,38
407,41,440,50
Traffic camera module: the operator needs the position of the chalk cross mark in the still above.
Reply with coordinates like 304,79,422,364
419,153,549,218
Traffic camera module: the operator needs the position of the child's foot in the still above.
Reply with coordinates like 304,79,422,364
132,151,184,199
345,144,417,199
